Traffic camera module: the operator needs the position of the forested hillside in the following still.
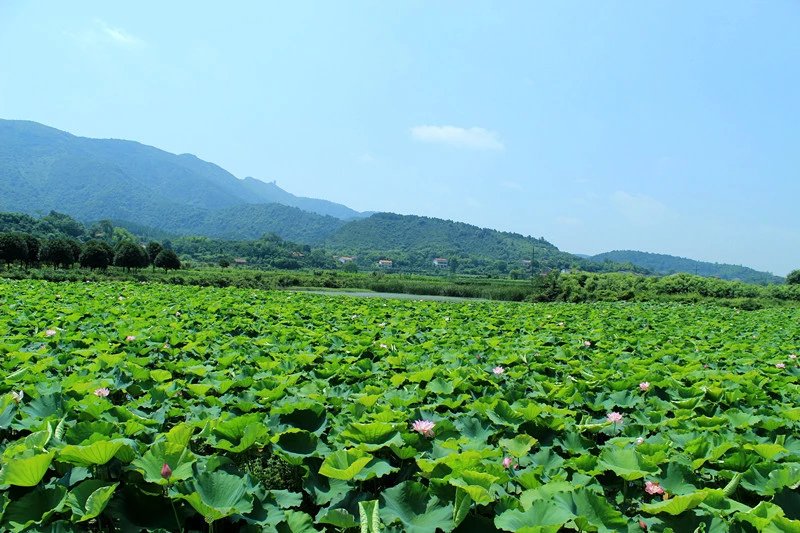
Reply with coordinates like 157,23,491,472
324,213,645,274
0,119,365,225
590,250,783,285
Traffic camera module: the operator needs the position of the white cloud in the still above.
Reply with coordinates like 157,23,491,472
96,19,143,47
356,152,376,164
410,125,504,151
67,19,144,49
612,191,667,223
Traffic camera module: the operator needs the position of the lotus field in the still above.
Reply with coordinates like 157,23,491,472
2,279,800,532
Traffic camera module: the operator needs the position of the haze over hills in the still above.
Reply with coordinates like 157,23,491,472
0,118,784,282
589,250,783,285
0,119,366,222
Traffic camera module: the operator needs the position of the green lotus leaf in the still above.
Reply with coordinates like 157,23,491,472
453,487,472,530
597,447,659,481
174,470,254,523
272,429,329,458
2,485,67,532
206,415,268,453
641,489,724,515
0,451,56,487
551,489,627,532
734,501,800,532
276,404,327,434
352,457,398,481
58,439,133,466
280,510,320,532
340,421,402,450
319,450,373,481
129,441,196,485
745,443,789,460
316,507,359,529
149,369,172,382
65,480,118,522
379,481,454,533
494,499,574,533
500,434,538,458
742,463,800,496
359,500,381,533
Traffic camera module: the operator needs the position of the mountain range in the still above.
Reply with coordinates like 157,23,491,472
0,118,783,282
588,250,783,285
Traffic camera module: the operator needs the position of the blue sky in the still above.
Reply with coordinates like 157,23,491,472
1,1,798,274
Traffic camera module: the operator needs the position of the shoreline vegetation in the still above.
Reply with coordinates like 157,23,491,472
2,264,798,309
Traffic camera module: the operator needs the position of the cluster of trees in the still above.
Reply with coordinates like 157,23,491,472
0,231,181,272
0,211,182,272
171,233,336,270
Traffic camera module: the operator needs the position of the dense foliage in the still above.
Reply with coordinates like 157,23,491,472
1,280,799,531
590,250,783,285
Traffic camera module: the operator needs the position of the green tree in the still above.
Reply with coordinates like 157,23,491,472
89,220,115,242
66,238,83,264
114,241,149,271
41,211,85,238
448,257,459,274
787,270,800,285
218,257,231,268
146,241,163,269
22,234,40,268
39,237,76,268
0,232,29,267
154,249,181,271
80,240,114,270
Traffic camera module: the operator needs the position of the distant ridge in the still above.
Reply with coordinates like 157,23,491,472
0,118,781,280
0,118,367,223
589,250,783,285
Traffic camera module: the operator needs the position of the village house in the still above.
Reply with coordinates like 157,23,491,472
337,256,355,264
432,257,448,267
377,259,393,268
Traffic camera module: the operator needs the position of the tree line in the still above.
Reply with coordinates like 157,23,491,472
0,232,180,272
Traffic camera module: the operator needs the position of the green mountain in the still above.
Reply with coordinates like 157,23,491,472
589,250,782,284
0,119,779,280
0,119,366,226
324,212,594,272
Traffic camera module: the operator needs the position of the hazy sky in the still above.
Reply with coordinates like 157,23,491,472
1,2,798,274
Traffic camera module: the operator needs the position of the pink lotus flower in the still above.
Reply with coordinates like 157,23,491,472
161,463,173,479
776,363,786,369
790,354,798,360
125,335,136,342
636,437,645,445
502,457,516,469
583,341,592,347
45,329,57,337
607,412,623,425
644,481,664,495
493,366,505,375
639,382,650,392
94,387,110,398
412,419,435,438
